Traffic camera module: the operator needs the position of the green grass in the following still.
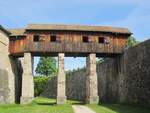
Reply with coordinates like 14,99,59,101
87,104,150,113
0,97,74,113
0,98,150,113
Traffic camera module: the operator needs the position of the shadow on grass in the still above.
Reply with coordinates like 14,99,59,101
97,103,150,113
36,101,85,106
70,102,85,105
36,102,56,106
33,97,85,106
66,99,86,105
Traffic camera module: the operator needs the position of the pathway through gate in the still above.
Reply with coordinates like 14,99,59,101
72,105,96,113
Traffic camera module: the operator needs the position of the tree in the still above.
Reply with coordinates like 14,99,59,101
34,76,49,97
35,57,57,76
126,36,139,48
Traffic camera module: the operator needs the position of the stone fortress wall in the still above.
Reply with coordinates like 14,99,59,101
41,39,150,106
0,30,22,104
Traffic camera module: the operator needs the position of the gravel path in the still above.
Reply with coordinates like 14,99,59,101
72,105,96,113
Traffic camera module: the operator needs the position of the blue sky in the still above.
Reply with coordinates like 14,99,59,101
1,0,150,71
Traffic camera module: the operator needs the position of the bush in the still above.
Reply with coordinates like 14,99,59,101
34,76,49,97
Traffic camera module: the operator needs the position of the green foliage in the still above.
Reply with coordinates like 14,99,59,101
126,36,139,48
35,57,57,76
34,76,49,97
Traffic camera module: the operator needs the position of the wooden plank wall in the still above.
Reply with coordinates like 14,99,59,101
9,31,127,56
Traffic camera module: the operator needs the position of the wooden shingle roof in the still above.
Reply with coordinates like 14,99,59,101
7,24,132,36
26,24,132,35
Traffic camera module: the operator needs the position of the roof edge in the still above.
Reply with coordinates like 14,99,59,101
26,23,132,35
8,28,26,36
0,25,11,36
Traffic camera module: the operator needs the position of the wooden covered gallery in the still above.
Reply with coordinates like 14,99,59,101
9,24,131,57
7,24,131,105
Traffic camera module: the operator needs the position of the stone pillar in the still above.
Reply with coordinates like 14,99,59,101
20,53,34,104
57,53,66,104
86,53,99,104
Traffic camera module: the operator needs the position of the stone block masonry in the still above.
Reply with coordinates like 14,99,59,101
86,53,99,104
0,30,22,104
20,53,34,104
57,53,66,104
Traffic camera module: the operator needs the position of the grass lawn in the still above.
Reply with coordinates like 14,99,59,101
0,98,150,113
87,104,150,113
0,97,76,113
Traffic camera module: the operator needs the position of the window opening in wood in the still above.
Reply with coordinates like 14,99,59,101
98,37,105,43
50,35,57,42
82,36,89,43
33,35,40,42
